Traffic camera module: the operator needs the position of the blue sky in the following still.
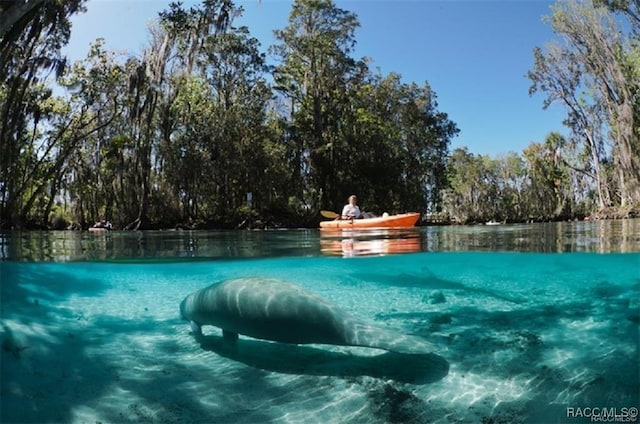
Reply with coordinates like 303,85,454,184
62,0,567,156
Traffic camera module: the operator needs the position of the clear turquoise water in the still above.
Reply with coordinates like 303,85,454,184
1,221,639,423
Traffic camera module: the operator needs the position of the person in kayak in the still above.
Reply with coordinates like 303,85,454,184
92,215,112,229
341,195,362,219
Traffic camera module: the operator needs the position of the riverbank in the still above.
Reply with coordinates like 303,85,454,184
1,206,638,231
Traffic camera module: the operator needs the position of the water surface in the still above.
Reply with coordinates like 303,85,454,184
1,220,639,423
3,219,639,261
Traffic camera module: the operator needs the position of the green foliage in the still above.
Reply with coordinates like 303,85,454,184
442,132,603,224
271,0,457,217
0,0,88,228
529,0,640,210
9,0,635,229
49,203,73,230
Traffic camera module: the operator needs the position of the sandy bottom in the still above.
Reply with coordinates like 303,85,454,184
1,253,639,423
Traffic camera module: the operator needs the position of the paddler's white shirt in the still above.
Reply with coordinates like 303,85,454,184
341,204,361,218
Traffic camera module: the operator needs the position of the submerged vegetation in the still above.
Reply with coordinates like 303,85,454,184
0,0,638,229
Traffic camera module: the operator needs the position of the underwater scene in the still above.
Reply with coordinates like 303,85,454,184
1,221,639,423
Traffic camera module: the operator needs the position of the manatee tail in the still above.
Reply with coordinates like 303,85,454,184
344,318,438,354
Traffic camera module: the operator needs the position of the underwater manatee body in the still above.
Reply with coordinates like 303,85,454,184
180,277,437,354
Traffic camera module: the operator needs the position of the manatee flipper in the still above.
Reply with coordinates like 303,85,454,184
190,320,202,335
223,329,239,343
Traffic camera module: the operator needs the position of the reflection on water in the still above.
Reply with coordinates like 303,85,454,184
424,219,640,254
1,219,639,261
320,228,422,257
0,229,318,262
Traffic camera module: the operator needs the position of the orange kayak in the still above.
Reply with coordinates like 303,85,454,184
319,212,420,229
88,227,109,232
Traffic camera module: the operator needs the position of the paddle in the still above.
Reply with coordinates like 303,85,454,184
320,210,339,219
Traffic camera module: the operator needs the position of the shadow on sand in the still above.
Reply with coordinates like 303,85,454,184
195,333,449,385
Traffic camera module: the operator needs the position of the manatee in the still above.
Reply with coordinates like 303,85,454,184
180,277,438,354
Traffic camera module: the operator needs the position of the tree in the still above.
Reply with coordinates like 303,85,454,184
2,0,463,228
0,0,66,42
159,25,272,225
529,0,640,210
522,133,575,219
0,0,90,228
61,39,130,227
123,0,237,229
272,0,458,216
441,148,487,223
345,72,457,213
593,0,639,28
272,0,360,210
